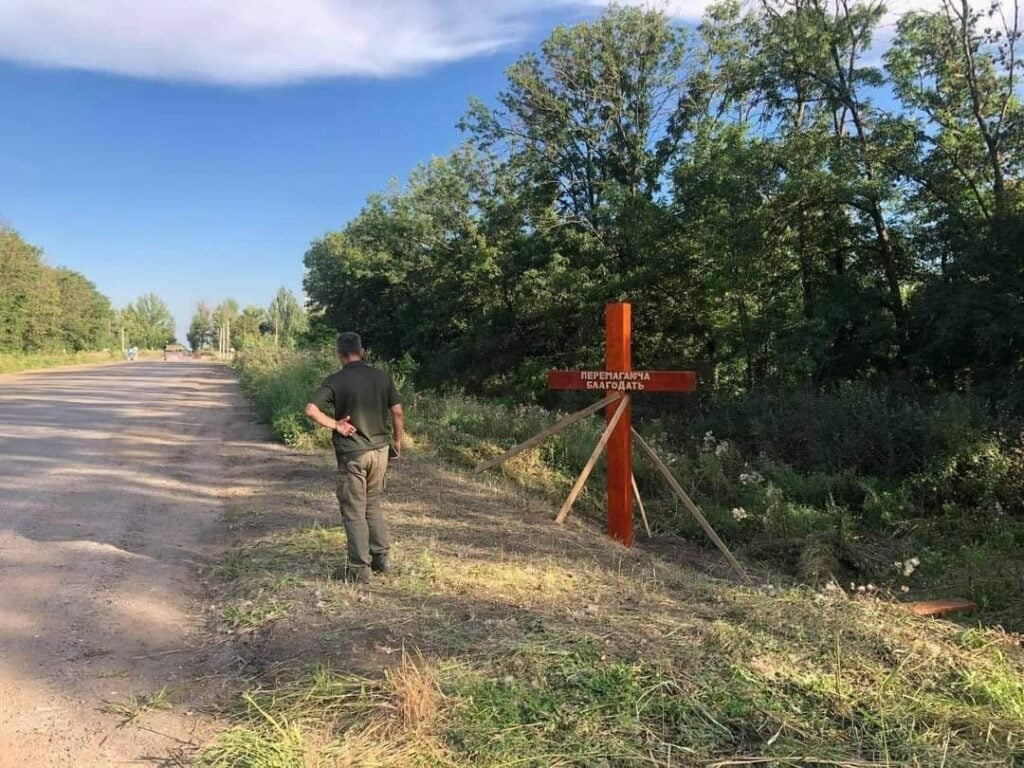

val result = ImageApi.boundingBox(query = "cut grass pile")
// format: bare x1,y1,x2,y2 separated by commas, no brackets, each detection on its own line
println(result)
201,452,1024,766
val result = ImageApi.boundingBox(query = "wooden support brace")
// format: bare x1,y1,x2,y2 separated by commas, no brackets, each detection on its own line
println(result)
475,392,623,474
632,474,652,538
555,395,631,524
631,427,751,583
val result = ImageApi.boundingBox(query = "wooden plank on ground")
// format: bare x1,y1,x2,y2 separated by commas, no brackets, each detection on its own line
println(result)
906,599,978,618
475,392,623,473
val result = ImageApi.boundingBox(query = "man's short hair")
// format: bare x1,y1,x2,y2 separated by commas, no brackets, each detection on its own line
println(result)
337,332,363,357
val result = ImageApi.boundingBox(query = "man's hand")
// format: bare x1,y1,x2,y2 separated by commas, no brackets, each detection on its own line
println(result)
305,402,357,436
390,403,404,459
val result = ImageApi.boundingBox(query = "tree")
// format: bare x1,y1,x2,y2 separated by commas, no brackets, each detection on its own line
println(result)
213,299,239,355
56,268,112,352
235,305,268,348
267,287,306,348
187,301,215,352
123,293,176,349
302,2,1023,401
887,0,1024,389
0,227,62,352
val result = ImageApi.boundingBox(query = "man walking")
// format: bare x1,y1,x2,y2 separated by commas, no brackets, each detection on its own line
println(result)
305,332,404,582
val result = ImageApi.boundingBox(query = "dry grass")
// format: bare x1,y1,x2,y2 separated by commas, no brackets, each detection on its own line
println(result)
201,443,1024,766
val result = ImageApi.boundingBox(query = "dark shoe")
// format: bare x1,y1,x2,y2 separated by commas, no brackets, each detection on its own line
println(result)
370,553,393,574
330,565,370,584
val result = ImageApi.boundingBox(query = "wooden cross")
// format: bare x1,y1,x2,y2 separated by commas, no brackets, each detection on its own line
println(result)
477,301,749,582
547,303,696,547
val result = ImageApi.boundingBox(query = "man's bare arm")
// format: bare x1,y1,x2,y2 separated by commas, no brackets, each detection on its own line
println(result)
304,402,356,436
390,404,405,454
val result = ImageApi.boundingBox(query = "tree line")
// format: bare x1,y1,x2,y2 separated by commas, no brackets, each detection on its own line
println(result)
0,226,176,353
187,287,307,353
303,0,1022,404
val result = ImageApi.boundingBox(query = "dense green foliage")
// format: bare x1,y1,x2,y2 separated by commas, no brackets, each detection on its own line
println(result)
219,350,1024,766
0,227,114,352
1,225,178,353
304,0,1022,399
188,288,306,353
234,350,1024,629
121,292,176,349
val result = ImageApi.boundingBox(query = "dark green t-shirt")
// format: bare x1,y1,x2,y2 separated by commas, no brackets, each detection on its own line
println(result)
309,361,401,462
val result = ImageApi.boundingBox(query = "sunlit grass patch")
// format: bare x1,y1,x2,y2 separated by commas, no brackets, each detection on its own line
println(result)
222,594,289,631
427,559,586,607
199,660,451,768
0,350,121,374
102,685,173,726
218,523,346,582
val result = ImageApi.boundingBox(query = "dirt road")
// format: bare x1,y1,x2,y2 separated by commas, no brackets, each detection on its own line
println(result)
0,361,260,766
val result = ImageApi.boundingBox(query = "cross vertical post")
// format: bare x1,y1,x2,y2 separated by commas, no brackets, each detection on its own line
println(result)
605,302,633,546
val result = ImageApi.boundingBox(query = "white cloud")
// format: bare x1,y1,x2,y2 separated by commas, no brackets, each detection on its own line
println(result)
0,0,996,85
0,0,708,85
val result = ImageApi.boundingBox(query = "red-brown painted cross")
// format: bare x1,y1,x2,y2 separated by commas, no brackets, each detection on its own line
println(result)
546,303,697,547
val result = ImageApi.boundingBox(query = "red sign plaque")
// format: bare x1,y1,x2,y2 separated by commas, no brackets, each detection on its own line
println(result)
547,370,697,393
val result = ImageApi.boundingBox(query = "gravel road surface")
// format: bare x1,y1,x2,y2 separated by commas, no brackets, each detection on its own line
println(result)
0,361,253,766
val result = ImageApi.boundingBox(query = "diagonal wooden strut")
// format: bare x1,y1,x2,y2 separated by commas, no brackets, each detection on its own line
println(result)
555,395,631,524
475,392,623,473
632,474,652,538
631,427,751,583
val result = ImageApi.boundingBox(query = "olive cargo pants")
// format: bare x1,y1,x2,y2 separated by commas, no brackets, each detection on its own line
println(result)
336,446,391,574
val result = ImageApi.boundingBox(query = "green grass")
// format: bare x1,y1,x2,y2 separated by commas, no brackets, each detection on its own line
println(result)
197,417,1024,768
0,349,124,374
200,508,1024,766
101,686,173,726
230,349,1024,632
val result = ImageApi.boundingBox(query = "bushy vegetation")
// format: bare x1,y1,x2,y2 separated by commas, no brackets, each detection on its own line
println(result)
234,349,1024,630
1,225,177,353
303,2,1023,401
1,226,115,353
188,287,307,355
199,426,1024,767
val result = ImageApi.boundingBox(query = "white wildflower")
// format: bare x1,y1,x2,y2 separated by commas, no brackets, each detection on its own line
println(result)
715,440,730,457
739,471,764,486
731,507,749,521
701,431,716,451
900,585,910,593
902,557,921,577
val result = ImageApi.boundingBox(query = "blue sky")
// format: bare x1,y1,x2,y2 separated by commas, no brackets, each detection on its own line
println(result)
0,57,522,342
0,0,941,342
1,1,690,342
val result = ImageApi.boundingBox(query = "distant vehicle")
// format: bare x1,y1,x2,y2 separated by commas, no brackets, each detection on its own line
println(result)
163,343,187,361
